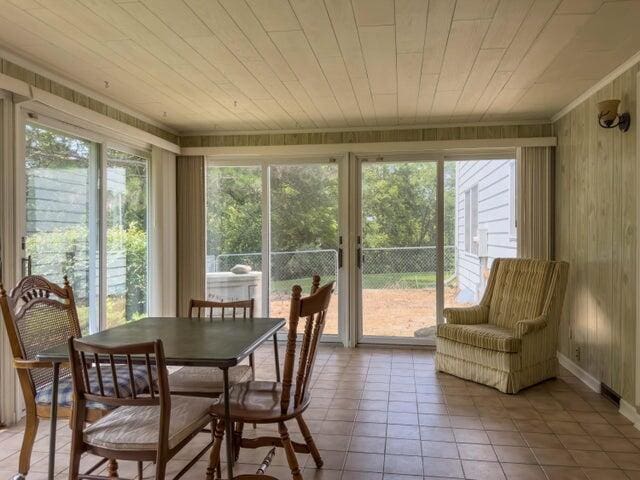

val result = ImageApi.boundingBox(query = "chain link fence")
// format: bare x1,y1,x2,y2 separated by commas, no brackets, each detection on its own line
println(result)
208,246,456,291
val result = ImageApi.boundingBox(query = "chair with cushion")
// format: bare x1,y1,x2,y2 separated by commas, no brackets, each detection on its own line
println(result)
0,276,152,478
206,276,334,480
167,298,255,397
436,258,569,394
66,337,215,480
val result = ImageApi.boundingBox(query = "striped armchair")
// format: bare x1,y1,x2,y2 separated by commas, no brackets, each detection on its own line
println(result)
436,258,569,394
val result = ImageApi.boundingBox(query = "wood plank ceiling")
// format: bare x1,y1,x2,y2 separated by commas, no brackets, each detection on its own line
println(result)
0,0,639,133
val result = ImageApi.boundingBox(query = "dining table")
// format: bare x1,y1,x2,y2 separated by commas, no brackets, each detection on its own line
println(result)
36,315,286,480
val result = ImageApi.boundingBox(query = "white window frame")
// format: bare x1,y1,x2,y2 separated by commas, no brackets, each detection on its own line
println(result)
464,184,479,255
510,160,517,240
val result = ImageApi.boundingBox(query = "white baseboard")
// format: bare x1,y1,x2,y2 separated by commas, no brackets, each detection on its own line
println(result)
557,352,640,430
619,399,640,429
557,351,601,393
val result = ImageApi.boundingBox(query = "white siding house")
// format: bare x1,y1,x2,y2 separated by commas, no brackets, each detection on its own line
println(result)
454,159,517,303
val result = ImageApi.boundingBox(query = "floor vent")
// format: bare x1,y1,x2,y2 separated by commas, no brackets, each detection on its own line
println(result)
601,383,621,407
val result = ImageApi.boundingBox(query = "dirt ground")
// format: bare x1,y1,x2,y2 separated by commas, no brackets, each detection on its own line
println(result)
270,288,468,337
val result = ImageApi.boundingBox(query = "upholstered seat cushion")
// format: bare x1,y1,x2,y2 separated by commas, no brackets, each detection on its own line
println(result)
83,395,214,451
35,364,154,409
437,323,521,353
210,381,310,422
168,365,252,394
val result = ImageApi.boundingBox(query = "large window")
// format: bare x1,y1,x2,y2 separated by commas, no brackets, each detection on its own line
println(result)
105,149,149,328
24,122,149,332
206,165,263,315
445,158,517,309
205,159,341,337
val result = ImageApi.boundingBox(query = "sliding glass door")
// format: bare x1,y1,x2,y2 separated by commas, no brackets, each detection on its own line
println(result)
206,165,264,315
270,163,340,335
359,159,439,339
21,121,150,333
355,154,517,344
24,123,99,333
205,153,516,346
206,157,345,340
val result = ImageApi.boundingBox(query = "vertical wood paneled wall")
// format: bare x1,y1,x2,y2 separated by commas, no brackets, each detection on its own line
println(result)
555,64,638,403
176,155,206,317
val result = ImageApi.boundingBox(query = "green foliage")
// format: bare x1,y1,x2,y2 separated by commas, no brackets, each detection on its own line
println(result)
207,163,456,268
26,225,148,328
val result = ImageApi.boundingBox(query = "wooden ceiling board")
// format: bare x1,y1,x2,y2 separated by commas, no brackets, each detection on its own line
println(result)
352,0,395,26
437,19,491,92
497,0,561,72
359,25,397,94
421,0,456,74
246,0,300,31
395,0,429,53
397,52,422,123
454,48,504,115
218,0,298,82
453,0,500,20
482,0,534,49
0,0,638,131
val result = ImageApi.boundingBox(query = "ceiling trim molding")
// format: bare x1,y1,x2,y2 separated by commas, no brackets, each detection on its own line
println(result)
0,46,178,135
180,119,552,137
551,50,640,123
182,137,557,157
29,88,181,154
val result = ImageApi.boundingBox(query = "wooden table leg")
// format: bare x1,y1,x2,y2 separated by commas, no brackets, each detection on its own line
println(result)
47,362,60,480
223,368,234,480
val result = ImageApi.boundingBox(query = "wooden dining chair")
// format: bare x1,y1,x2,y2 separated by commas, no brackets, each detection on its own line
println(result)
0,276,152,479
166,298,255,397
206,275,334,480
67,337,216,480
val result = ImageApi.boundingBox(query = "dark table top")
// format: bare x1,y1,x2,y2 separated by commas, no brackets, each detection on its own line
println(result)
37,316,285,367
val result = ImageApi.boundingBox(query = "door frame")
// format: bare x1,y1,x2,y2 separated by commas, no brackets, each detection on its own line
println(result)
205,153,350,345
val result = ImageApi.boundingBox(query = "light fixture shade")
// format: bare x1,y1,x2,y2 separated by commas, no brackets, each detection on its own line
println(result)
597,99,620,125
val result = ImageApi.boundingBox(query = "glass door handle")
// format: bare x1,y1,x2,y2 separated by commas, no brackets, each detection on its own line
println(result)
338,248,343,268
21,255,32,277
357,248,362,269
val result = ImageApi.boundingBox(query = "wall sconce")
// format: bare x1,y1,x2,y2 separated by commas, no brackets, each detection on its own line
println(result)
597,99,630,132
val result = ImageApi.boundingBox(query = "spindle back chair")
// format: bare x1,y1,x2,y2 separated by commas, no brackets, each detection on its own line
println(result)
67,337,214,480
0,276,104,476
207,275,334,480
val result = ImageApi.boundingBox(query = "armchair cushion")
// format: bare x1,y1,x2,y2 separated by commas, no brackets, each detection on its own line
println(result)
437,323,521,353
35,364,154,409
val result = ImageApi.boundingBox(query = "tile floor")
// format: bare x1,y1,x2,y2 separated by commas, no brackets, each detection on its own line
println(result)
1,344,640,480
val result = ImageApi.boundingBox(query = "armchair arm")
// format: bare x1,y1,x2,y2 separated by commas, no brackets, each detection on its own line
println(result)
442,305,489,325
13,359,69,369
514,314,548,338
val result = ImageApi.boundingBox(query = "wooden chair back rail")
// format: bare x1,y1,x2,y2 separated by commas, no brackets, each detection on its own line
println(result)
189,298,255,319
281,276,334,414
69,338,167,409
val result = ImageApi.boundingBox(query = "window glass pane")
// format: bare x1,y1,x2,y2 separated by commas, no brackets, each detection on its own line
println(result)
361,162,437,337
206,166,263,315
24,123,99,333
105,149,149,328
445,159,518,310
269,164,339,335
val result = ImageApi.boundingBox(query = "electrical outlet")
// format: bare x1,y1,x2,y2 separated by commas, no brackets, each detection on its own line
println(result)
575,346,581,362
